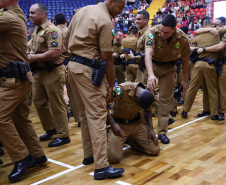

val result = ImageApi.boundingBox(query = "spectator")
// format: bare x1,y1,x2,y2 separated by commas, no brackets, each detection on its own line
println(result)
194,16,201,30
188,12,195,30
156,8,162,16
197,0,203,8
191,0,198,9
184,3,190,13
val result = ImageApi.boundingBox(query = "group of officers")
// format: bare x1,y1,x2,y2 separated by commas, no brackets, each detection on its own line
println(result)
1,0,226,183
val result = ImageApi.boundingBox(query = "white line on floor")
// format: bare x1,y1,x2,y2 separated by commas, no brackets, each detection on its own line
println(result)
33,116,208,185
116,180,132,185
47,158,76,169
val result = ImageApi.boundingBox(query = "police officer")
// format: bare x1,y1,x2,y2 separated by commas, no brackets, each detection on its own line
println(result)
195,18,226,120
54,12,80,123
181,16,220,120
113,30,125,85
145,14,190,144
122,26,139,82
107,82,160,163
0,0,46,182
29,3,70,147
127,10,150,84
65,0,125,180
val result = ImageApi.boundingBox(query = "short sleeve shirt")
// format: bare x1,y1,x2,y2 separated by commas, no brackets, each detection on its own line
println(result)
68,3,114,61
145,25,190,62
192,29,220,61
31,20,63,66
0,5,29,68
113,43,124,62
137,25,151,53
218,27,226,56
57,24,70,58
110,82,152,119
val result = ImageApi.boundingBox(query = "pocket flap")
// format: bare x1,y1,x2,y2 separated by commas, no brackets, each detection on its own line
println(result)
70,67,84,74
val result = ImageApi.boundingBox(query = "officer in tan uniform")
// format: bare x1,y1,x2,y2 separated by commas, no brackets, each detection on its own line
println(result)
113,30,125,84
29,3,70,147
0,0,46,182
194,18,226,120
54,12,80,123
145,14,190,144
122,26,139,82
181,16,220,120
107,82,160,163
65,0,126,180
127,11,150,84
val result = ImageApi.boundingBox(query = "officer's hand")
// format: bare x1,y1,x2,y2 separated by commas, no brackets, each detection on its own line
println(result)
147,74,158,90
106,86,113,102
112,52,118,58
120,54,125,59
148,130,159,146
180,80,188,92
210,28,220,37
128,50,134,60
28,54,37,63
111,122,124,137
197,48,203,54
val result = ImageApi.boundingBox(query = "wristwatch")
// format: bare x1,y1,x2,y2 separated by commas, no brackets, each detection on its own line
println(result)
202,47,206,52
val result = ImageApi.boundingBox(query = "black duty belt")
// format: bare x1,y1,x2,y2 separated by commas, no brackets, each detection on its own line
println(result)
70,54,93,67
152,59,177,66
113,113,140,124
0,68,7,78
127,60,138,65
38,63,63,71
197,58,215,65
114,61,123,65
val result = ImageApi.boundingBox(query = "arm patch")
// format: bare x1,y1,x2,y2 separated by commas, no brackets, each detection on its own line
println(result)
146,39,153,46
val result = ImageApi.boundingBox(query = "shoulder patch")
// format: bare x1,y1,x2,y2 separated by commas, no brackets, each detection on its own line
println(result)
176,42,180,48
51,31,58,39
112,29,115,36
121,45,124,49
39,30,45,36
112,87,122,98
0,12,3,16
148,33,154,39
51,40,58,47
146,39,153,46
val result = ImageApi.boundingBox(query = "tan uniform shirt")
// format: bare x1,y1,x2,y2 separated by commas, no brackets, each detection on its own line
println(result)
30,20,63,66
137,25,151,53
110,82,152,119
146,25,190,62
122,35,137,60
113,43,124,63
68,3,114,61
192,28,220,61
122,35,137,51
57,24,70,58
0,5,29,68
218,28,226,56
27,38,32,53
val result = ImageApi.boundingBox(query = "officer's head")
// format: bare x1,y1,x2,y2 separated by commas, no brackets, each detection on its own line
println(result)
130,25,138,36
160,14,177,40
180,25,189,35
218,17,226,26
29,3,47,26
135,11,149,29
115,30,123,43
0,0,18,8
134,83,154,109
105,0,126,18
212,18,223,28
54,13,67,25
201,16,211,28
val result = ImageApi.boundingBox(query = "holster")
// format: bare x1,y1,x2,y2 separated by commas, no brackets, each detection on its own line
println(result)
176,59,182,74
139,52,145,72
216,59,223,76
91,59,106,87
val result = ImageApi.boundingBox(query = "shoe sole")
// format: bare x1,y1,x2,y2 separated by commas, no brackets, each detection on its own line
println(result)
9,159,35,182
94,169,125,180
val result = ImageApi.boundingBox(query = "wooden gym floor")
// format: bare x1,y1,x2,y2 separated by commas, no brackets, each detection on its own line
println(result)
0,89,225,185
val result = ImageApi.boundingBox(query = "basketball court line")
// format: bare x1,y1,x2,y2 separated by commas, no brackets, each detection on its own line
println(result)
32,115,208,185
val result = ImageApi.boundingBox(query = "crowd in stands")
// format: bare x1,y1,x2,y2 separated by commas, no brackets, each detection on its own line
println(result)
152,0,207,31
